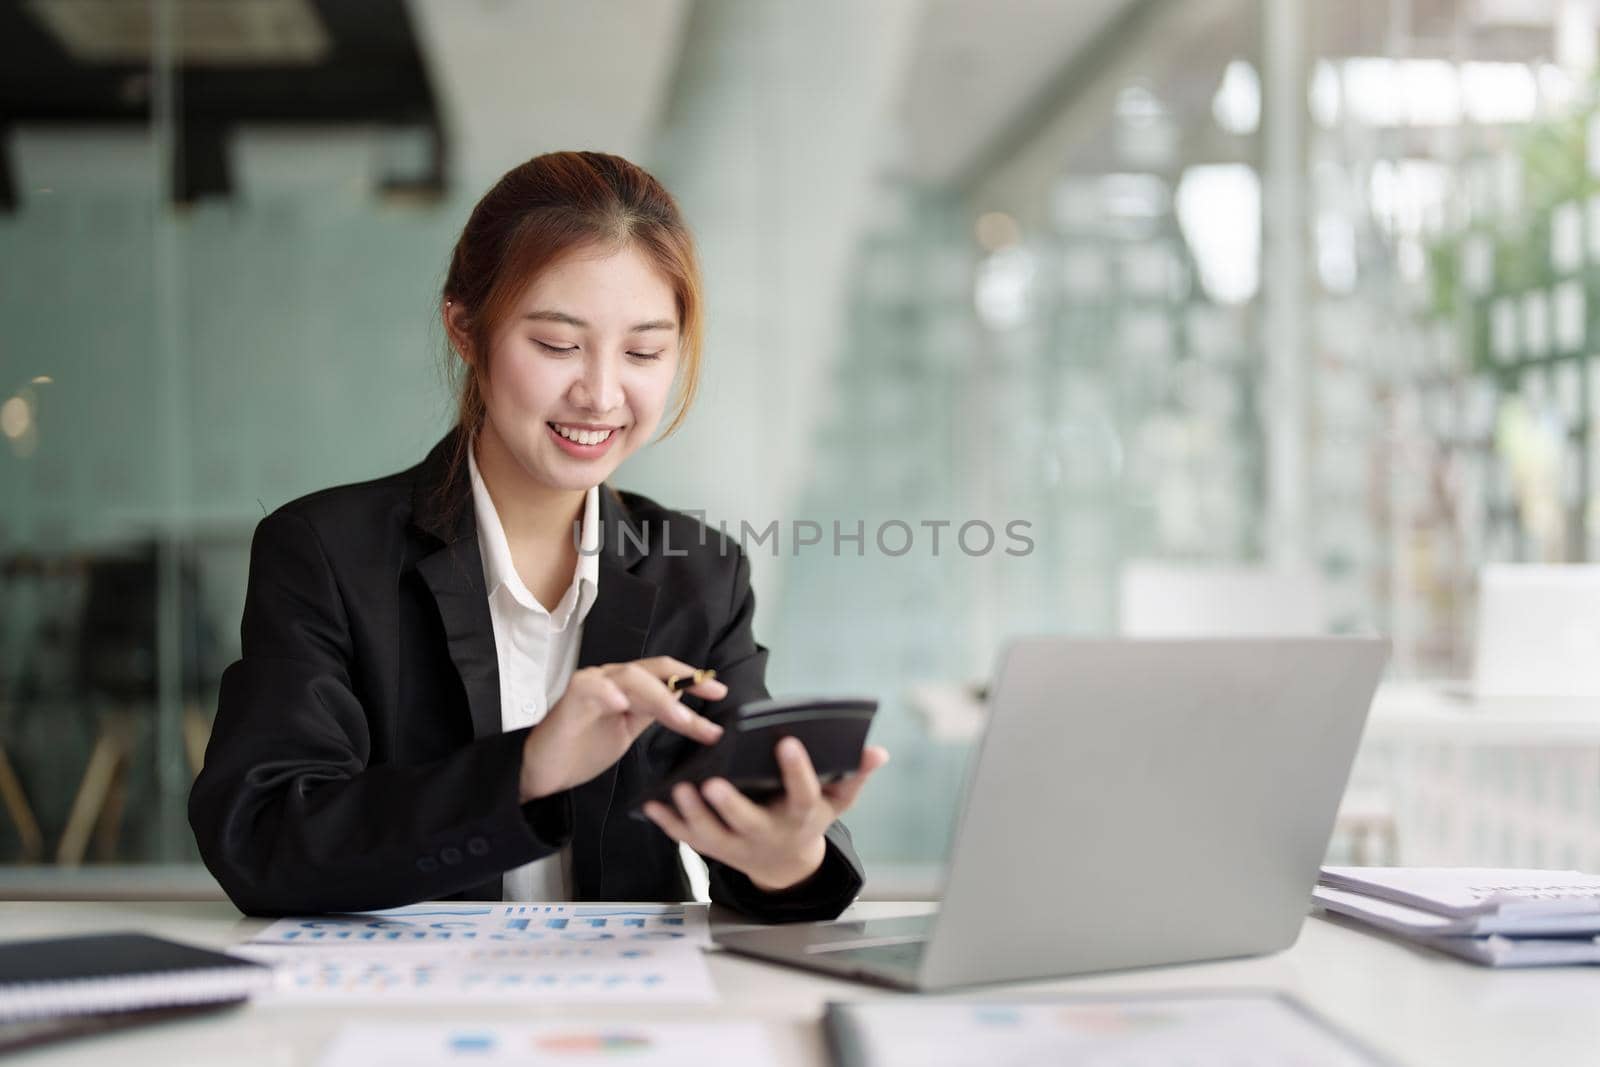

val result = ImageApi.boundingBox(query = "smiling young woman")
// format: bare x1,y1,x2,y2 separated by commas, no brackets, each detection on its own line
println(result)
189,151,887,918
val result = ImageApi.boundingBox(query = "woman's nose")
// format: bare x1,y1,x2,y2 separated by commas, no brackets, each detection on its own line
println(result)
571,352,624,414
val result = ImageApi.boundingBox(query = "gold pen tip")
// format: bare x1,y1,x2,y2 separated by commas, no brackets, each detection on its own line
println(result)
668,668,717,692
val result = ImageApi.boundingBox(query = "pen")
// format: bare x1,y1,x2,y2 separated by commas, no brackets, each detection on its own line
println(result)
666,669,716,693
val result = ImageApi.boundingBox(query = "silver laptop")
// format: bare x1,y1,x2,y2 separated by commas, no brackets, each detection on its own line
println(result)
714,636,1389,990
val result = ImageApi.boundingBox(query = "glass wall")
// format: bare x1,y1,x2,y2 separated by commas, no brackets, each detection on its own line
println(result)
784,0,1274,871
1303,0,1600,675
768,0,1600,872
1,1,458,871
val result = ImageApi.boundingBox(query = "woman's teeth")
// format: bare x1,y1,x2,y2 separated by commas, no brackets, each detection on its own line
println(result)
552,424,614,446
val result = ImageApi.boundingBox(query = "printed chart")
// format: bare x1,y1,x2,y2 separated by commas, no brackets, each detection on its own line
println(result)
239,903,716,1003
252,903,708,946
316,1021,775,1067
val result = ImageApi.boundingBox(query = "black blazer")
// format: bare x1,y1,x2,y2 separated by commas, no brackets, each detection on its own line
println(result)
189,430,864,919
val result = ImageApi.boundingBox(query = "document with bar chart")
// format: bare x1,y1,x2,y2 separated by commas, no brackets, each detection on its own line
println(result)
236,903,716,1003
249,903,709,946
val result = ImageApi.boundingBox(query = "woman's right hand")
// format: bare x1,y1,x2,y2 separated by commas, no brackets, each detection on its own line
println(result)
518,657,728,802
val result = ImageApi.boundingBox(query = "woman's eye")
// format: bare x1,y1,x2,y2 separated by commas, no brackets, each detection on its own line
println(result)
627,351,664,361
536,340,578,354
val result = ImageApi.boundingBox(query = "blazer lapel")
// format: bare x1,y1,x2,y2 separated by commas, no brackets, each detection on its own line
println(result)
416,541,501,741
410,431,502,742
577,484,658,667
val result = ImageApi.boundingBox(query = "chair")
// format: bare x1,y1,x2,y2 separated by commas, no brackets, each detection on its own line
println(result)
56,545,214,866
0,555,45,862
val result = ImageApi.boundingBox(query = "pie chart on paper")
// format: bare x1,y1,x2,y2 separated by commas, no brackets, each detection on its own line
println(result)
533,1031,655,1054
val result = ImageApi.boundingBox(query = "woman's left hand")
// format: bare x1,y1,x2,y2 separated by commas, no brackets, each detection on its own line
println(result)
642,738,890,893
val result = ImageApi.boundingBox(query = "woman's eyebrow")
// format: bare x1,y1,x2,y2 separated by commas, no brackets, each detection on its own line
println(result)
522,310,676,332
523,310,585,327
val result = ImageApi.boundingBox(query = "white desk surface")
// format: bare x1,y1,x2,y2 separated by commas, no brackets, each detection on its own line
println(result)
3,900,1598,1067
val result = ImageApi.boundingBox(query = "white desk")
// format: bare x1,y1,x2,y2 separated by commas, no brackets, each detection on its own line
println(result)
2,900,1598,1067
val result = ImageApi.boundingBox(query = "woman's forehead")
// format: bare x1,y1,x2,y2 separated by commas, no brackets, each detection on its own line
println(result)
516,244,679,326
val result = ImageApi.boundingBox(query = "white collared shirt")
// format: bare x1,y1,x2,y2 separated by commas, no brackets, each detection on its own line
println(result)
468,447,600,901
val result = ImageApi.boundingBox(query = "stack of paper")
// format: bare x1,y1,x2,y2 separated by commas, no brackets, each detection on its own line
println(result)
1313,867,1600,966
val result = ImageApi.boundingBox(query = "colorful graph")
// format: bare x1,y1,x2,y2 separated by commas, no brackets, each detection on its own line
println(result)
1053,1005,1181,1036
256,903,699,946
269,954,688,999
534,1032,655,1054
446,1033,497,1053
318,1022,774,1066
245,903,715,1005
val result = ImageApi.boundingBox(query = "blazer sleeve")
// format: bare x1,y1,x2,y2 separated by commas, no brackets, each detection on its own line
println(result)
189,509,573,916
697,544,867,923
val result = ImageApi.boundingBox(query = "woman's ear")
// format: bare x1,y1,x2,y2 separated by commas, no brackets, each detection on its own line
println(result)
443,300,474,368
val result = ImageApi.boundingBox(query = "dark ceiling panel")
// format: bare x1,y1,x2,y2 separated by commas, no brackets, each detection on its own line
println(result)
0,0,444,206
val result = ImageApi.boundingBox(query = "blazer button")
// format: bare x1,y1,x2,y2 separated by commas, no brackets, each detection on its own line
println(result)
466,836,490,857
416,856,439,873
440,846,463,866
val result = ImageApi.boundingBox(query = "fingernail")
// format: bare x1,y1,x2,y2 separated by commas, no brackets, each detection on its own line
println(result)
781,737,803,758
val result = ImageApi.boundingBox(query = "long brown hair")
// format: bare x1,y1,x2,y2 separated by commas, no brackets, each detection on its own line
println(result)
440,151,704,493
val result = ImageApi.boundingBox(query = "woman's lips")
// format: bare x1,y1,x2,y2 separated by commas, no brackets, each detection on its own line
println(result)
546,421,619,459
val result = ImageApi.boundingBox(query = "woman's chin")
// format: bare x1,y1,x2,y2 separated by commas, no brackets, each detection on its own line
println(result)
537,452,626,492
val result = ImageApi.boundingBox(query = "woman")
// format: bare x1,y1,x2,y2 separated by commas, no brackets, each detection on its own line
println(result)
190,151,888,919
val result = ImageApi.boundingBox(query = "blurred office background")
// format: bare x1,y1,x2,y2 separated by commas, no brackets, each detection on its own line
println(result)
3,0,1600,895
